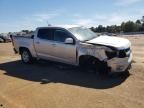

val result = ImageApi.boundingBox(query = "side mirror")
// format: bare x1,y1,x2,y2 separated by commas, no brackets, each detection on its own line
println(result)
64,38,74,44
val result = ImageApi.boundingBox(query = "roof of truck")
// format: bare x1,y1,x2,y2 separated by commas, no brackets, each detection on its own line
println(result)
36,25,83,30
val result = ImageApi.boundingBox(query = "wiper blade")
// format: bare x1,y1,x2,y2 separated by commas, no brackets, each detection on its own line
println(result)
84,39,90,41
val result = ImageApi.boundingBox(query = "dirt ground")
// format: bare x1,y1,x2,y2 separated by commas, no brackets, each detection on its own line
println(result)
0,36,144,108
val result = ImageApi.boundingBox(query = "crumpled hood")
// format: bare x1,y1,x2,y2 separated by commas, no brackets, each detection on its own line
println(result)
87,35,131,49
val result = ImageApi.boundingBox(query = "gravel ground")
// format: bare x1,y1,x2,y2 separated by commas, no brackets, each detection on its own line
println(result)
0,36,144,108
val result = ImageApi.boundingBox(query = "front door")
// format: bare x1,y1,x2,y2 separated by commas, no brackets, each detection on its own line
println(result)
53,29,77,64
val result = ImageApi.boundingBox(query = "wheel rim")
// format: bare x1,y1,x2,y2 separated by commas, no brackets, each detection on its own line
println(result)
22,51,29,62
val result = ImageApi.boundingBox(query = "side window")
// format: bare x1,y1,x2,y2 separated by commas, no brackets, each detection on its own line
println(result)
54,29,72,43
37,29,54,40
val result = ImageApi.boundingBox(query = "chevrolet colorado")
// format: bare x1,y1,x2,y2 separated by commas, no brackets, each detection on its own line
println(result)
12,26,132,74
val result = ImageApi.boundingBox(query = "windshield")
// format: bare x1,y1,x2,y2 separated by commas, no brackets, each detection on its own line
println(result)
68,27,98,41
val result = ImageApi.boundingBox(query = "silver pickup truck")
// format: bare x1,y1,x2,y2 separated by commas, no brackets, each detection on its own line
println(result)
12,26,132,74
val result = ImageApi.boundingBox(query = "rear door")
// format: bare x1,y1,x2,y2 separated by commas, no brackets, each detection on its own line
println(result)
34,28,55,59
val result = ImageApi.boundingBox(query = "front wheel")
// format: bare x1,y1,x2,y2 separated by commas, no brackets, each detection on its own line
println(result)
90,58,110,76
21,49,33,64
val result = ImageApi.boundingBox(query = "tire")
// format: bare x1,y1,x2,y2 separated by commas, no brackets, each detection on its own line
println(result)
89,58,110,76
97,62,110,76
21,49,33,64
79,57,109,75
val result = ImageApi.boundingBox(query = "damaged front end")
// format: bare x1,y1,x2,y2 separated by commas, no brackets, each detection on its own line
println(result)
79,42,132,73
106,47,132,72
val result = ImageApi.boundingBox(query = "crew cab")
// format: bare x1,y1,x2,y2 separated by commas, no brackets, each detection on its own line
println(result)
12,26,132,74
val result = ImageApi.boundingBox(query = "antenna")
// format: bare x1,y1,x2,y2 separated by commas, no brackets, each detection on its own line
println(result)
46,21,51,26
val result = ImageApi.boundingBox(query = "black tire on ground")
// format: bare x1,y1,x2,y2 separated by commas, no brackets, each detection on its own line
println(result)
21,49,33,64
79,57,110,76
97,61,110,76
87,58,109,75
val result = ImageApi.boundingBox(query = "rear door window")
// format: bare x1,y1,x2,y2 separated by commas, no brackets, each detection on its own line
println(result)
38,29,54,40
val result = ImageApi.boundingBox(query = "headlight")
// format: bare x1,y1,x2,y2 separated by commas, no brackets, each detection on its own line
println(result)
105,47,117,59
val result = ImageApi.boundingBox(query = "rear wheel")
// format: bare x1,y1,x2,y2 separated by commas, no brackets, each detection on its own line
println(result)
21,49,33,64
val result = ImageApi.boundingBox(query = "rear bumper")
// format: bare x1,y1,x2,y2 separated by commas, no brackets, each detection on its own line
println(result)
107,53,132,72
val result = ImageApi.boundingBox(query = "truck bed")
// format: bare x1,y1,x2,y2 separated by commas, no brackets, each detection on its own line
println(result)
13,35,32,38
12,35,34,53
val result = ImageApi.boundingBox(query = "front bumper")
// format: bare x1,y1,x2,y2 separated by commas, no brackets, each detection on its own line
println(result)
107,53,132,72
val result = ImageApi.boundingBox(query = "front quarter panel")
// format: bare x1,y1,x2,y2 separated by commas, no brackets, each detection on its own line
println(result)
78,42,108,61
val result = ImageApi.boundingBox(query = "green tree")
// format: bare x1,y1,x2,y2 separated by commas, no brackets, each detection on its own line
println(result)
121,21,139,32
90,27,96,32
121,22,125,32
96,25,106,32
136,20,141,24
91,16,144,33
141,16,144,23
141,16,144,31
